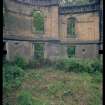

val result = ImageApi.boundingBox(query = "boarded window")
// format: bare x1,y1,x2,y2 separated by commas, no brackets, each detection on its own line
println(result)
32,11,44,34
67,18,76,38
67,46,75,57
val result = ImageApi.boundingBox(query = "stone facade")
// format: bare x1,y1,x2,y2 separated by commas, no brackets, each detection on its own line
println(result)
3,0,102,60
75,44,98,58
5,41,34,62
59,12,99,40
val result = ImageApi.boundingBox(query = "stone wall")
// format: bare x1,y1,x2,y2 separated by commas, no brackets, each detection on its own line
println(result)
44,43,67,60
6,41,34,62
4,12,33,36
75,44,98,58
59,12,99,41
4,0,59,38
4,0,100,60
44,6,59,38
44,43,98,59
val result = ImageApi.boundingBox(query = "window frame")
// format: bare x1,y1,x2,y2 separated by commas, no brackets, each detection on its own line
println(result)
32,10,45,34
34,43,44,60
67,17,76,38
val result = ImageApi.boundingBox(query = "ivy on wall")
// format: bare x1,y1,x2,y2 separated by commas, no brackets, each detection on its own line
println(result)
32,11,44,34
67,18,76,37
34,43,44,61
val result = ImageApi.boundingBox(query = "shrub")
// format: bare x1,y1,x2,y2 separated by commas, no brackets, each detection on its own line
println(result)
88,59,103,73
17,90,50,105
55,58,68,70
13,56,28,69
3,63,24,91
55,58,82,72
55,58,102,74
17,91,33,105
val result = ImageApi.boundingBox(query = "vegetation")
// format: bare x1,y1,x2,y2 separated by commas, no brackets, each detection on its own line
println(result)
32,11,44,33
3,56,102,105
13,56,28,69
67,46,75,57
34,43,44,62
17,91,33,105
3,68,102,105
67,18,76,37
55,57,103,73
3,62,24,95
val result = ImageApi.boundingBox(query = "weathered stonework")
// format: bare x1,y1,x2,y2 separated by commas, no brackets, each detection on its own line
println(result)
44,43,67,60
3,0,102,60
4,0,59,38
75,44,98,58
6,41,34,62
59,12,99,40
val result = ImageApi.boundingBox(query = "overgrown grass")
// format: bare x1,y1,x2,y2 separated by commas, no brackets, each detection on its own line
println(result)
3,62,24,92
3,68,102,105
3,56,102,105
55,57,103,73
17,69,102,105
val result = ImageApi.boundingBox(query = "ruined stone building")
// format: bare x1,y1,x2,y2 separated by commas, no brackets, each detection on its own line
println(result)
3,0,103,61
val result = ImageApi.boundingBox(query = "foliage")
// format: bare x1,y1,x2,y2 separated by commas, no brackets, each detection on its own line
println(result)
28,43,44,68
3,62,24,92
67,46,75,57
17,91,49,105
13,56,28,69
82,59,103,73
32,11,44,33
17,69,102,105
33,99,49,105
48,81,65,95
17,91,33,105
34,43,44,61
27,58,54,69
3,68,102,105
67,18,75,37
55,58,103,73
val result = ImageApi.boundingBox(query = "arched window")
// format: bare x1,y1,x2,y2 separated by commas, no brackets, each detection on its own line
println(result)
32,11,44,34
67,18,76,38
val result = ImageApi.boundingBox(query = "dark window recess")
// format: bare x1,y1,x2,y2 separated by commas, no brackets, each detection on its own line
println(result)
82,49,86,54
67,46,75,58
99,50,103,54
14,42,19,45
34,43,44,61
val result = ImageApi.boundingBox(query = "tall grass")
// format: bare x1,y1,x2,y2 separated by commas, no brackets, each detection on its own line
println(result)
55,57,103,73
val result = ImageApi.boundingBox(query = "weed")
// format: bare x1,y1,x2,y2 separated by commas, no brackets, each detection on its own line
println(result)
3,63,24,92
13,56,28,69
55,58,103,74
17,91,33,105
